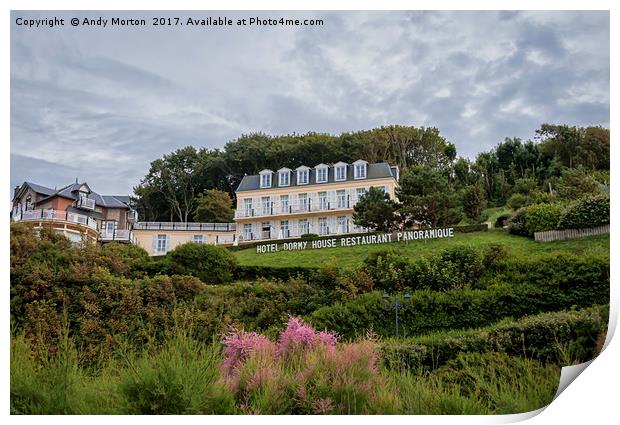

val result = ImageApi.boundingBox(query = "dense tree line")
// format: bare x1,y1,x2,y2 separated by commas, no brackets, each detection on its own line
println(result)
133,123,609,225
133,126,454,221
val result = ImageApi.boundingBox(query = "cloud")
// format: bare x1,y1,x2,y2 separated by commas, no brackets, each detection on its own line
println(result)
10,10,609,195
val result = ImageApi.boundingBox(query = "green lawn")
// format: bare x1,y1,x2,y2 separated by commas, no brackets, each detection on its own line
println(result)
233,230,609,269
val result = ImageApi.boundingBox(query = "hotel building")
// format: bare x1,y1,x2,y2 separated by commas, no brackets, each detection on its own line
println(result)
11,180,137,244
233,160,399,242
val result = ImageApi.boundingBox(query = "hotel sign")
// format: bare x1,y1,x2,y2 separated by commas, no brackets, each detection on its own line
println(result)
255,227,455,253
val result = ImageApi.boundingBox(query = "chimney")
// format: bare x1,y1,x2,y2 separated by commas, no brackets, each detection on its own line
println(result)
12,185,21,207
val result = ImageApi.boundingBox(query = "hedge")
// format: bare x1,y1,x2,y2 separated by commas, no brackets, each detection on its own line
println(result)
234,265,318,281
557,195,610,230
380,304,608,372
307,254,609,339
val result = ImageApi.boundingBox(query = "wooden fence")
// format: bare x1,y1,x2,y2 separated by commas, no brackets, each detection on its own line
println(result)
534,225,610,242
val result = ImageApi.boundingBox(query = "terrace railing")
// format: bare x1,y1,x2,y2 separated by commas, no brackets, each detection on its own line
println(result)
12,209,98,230
132,222,236,232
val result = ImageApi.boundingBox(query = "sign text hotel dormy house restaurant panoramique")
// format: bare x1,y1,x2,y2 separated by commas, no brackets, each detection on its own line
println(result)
255,227,455,253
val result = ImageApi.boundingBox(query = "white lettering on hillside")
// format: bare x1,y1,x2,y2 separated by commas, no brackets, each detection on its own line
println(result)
254,227,455,253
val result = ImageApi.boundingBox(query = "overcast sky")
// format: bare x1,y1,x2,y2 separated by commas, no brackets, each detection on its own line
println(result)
10,10,609,196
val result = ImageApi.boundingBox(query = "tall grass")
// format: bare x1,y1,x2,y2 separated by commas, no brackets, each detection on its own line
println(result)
11,318,563,415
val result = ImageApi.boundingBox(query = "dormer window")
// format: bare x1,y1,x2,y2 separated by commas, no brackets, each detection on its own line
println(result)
259,170,273,188
334,162,347,181
278,168,291,187
296,166,310,185
353,160,368,179
315,164,328,183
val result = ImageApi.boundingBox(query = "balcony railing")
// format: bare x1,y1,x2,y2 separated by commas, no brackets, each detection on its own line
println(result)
235,196,363,219
12,209,98,230
77,196,96,210
132,222,236,231
99,229,136,243
239,224,367,242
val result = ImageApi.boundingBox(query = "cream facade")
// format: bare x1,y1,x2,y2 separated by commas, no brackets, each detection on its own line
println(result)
234,160,399,242
132,222,236,255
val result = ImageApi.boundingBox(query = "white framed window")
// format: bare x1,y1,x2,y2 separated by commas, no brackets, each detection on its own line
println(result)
337,190,347,208
318,191,328,210
192,234,204,244
280,195,289,213
260,173,272,188
297,169,309,185
337,216,348,233
156,234,168,254
299,218,309,235
335,166,346,181
244,198,253,216
261,196,271,215
316,167,328,183
279,171,290,186
280,220,290,238
356,187,367,203
298,193,308,211
318,217,328,235
261,222,271,239
354,163,367,179
243,223,253,240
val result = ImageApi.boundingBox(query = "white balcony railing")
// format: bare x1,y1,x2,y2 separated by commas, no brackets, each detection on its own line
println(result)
239,223,368,242
12,209,98,230
235,196,364,219
132,222,236,232
99,229,136,243
77,196,96,210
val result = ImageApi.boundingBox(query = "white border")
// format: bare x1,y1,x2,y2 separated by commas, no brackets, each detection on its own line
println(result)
3,1,616,424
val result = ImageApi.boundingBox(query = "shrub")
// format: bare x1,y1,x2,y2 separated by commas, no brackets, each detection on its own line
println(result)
557,195,610,230
221,317,398,414
507,193,528,210
494,214,511,228
235,265,317,281
523,203,564,234
300,233,319,240
308,254,609,339
99,242,150,278
439,245,484,283
167,243,237,284
380,304,608,372
507,207,529,236
481,244,509,270
120,332,235,414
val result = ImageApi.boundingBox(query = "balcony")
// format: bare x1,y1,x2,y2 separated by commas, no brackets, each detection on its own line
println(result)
77,196,96,211
99,229,136,243
239,223,368,242
132,222,236,232
127,209,138,222
235,196,362,219
12,208,98,230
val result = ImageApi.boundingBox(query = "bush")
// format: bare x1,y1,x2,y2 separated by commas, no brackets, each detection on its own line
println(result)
167,243,237,284
439,245,484,283
507,207,529,236
381,304,608,372
557,195,610,230
507,193,528,210
523,203,564,234
494,214,511,228
300,233,319,240
308,254,609,339
235,265,317,281
120,332,234,414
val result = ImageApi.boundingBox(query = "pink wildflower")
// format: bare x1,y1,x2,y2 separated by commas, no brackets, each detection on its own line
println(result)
313,398,335,414
276,317,338,357
221,328,276,376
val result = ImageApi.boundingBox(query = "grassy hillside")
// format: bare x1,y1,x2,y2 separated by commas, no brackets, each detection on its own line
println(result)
233,230,609,269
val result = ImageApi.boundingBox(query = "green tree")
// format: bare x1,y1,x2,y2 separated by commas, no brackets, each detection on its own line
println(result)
352,187,399,232
193,189,234,223
461,185,487,223
397,166,462,227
